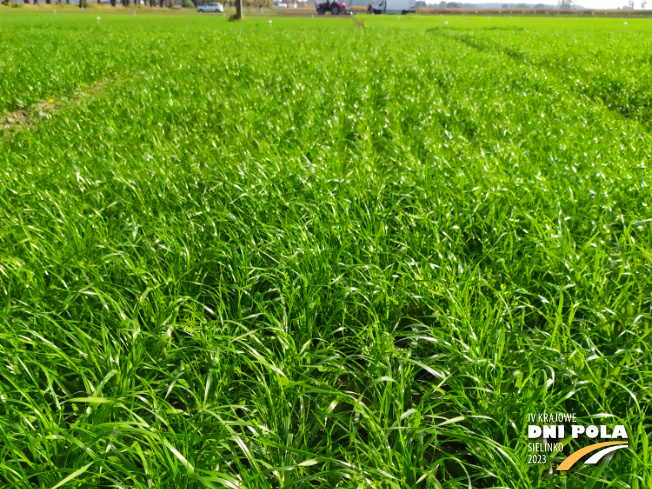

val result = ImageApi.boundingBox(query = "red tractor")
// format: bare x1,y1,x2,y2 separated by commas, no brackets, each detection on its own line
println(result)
316,0,346,14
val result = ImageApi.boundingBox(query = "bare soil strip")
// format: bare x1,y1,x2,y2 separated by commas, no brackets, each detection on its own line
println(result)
0,75,125,135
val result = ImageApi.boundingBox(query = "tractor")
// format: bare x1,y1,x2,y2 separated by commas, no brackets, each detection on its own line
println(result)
316,0,347,15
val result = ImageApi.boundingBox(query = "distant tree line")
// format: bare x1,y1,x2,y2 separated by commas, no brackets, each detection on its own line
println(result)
21,0,88,5
20,0,193,6
20,0,88,5
20,0,248,6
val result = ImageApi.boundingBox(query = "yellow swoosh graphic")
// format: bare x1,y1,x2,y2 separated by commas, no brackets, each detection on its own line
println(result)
556,441,628,471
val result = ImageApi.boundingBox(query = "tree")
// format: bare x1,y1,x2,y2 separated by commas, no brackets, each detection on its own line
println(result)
235,0,243,18
643,0,647,8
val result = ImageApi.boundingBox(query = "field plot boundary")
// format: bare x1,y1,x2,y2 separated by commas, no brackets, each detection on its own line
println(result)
0,75,126,138
432,28,652,130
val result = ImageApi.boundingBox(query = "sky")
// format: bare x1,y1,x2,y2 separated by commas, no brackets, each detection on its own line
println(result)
465,0,647,9
578,0,643,7
454,0,648,11
484,0,645,9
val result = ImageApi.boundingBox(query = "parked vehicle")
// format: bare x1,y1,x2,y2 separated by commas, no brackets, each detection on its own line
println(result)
371,0,414,14
197,2,224,12
316,0,347,15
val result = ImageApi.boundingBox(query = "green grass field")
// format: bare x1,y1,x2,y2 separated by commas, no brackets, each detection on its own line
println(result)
0,10,651,488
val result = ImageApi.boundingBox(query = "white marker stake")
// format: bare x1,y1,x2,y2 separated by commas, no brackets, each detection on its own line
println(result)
97,16,101,24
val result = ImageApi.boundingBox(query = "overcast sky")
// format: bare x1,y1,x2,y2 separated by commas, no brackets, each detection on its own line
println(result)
578,0,642,7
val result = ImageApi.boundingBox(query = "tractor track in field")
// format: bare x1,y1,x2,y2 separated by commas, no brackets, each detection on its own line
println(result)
0,75,126,139
433,29,652,129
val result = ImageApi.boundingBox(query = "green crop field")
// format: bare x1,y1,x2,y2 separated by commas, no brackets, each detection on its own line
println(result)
0,10,651,488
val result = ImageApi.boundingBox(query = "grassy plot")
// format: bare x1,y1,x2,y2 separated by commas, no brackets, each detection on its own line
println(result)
0,12,651,488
